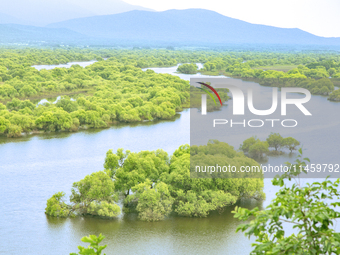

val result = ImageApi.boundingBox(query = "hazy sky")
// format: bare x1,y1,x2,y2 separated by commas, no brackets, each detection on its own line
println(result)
124,0,340,37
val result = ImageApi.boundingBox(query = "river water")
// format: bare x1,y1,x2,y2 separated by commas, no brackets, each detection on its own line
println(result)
0,63,339,254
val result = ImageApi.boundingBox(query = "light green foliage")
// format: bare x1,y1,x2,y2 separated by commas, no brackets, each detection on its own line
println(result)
45,192,70,217
266,132,284,151
248,141,269,158
87,201,120,218
0,116,10,133
113,149,170,196
9,114,34,132
328,88,340,101
70,234,107,255
283,137,300,153
171,141,264,216
239,137,269,159
127,181,174,221
56,97,78,113
175,190,237,217
240,136,259,153
233,152,340,254
35,108,73,132
177,63,198,74
0,49,192,137
46,171,120,218
70,171,119,217
104,148,130,178
6,124,22,138
19,85,37,97
241,134,300,158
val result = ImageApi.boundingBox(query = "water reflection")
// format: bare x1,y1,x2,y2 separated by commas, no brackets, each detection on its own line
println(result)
44,199,261,255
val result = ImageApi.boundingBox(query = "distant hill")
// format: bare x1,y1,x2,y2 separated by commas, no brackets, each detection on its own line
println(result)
47,9,340,46
0,0,153,26
0,24,88,44
0,13,26,24
1,9,340,47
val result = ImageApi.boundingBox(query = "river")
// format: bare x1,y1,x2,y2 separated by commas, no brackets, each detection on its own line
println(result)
0,62,339,254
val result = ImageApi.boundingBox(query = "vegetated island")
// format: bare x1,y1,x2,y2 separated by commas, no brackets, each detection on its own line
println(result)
46,140,264,221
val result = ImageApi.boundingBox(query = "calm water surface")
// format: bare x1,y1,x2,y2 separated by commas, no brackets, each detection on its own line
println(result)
0,63,339,254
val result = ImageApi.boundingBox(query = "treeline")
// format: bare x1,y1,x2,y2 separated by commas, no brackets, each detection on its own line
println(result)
240,133,300,158
223,63,336,96
170,50,340,99
46,141,264,221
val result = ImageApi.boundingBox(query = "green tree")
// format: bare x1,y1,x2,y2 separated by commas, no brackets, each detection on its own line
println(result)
126,180,174,221
19,85,37,97
103,148,130,178
70,171,120,218
113,149,169,196
248,141,269,158
56,98,78,113
0,103,6,110
266,132,283,151
240,136,259,153
0,116,10,133
6,98,21,111
45,191,70,217
6,124,22,137
283,137,300,153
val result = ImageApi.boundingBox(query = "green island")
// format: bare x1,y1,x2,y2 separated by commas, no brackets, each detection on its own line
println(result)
46,141,264,221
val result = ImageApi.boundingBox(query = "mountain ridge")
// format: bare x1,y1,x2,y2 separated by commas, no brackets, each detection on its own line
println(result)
0,9,340,47
46,9,340,46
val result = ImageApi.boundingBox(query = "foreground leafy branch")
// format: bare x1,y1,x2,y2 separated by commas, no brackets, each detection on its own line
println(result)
70,234,107,255
233,151,340,254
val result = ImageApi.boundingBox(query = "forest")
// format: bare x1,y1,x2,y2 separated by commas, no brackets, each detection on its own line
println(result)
1,48,340,138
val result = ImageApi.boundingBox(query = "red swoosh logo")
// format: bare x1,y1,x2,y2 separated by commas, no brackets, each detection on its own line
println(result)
197,82,223,106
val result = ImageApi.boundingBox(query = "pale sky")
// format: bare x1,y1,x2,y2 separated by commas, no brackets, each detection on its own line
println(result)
124,0,340,38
